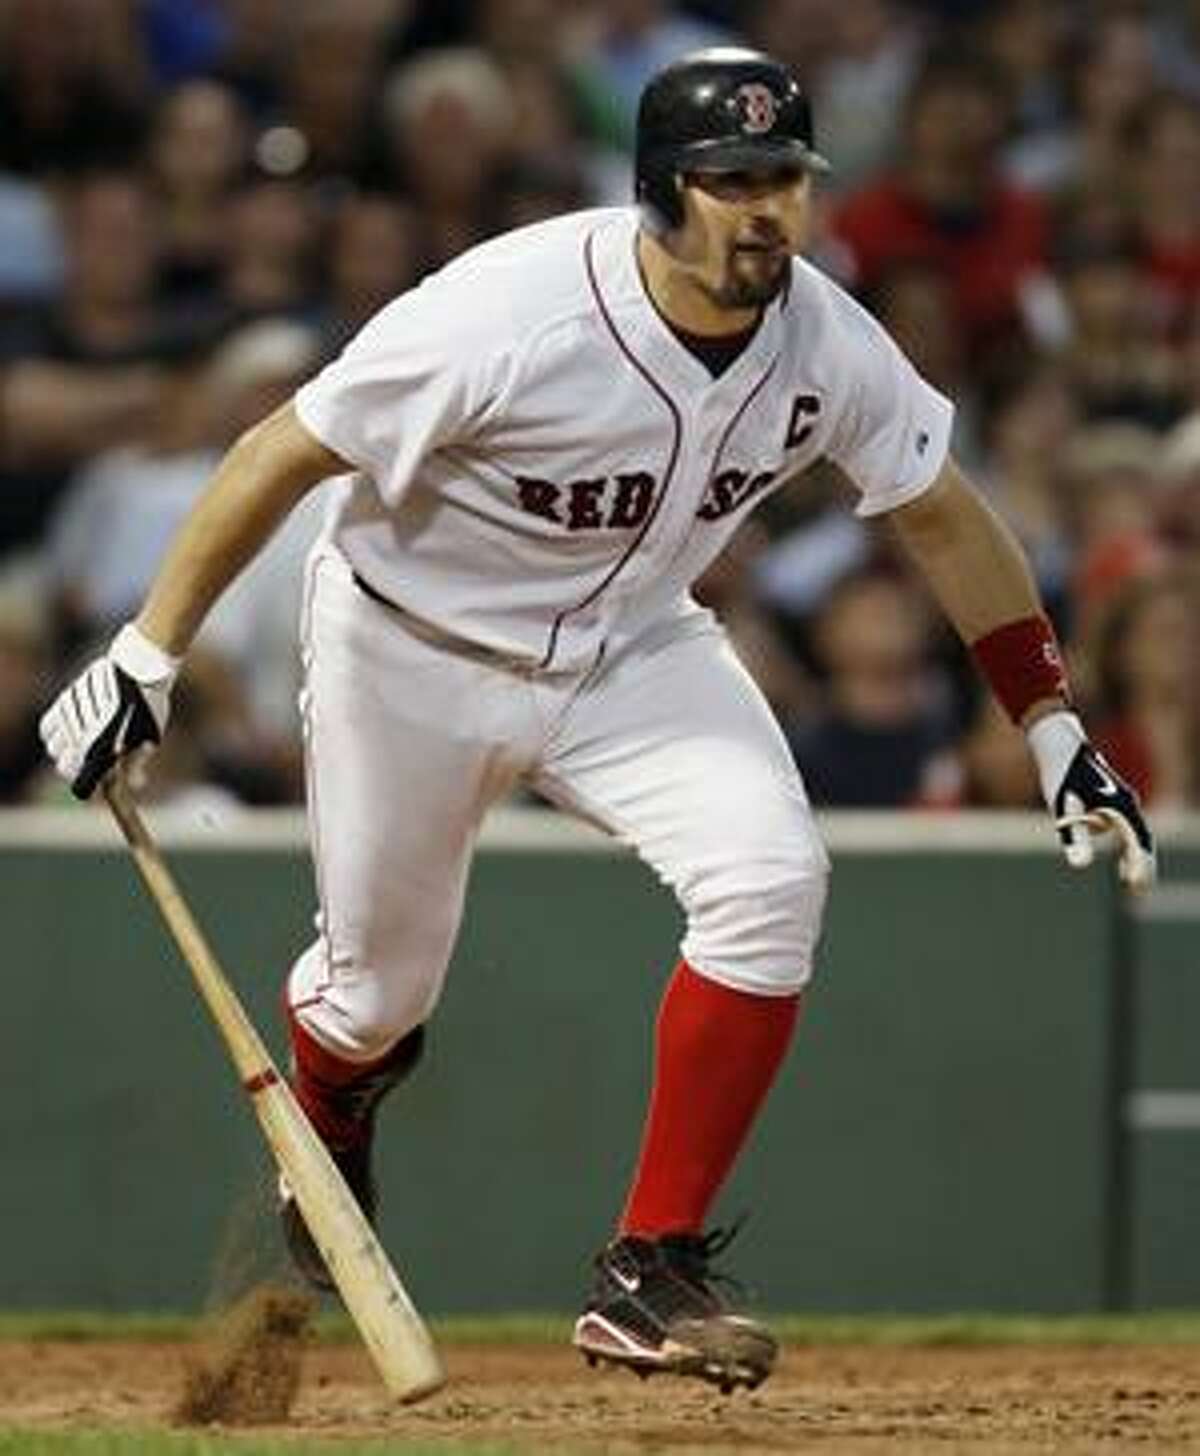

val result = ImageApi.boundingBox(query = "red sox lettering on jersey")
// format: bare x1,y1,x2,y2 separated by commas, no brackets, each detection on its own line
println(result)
296,208,952,670
510,393,825,529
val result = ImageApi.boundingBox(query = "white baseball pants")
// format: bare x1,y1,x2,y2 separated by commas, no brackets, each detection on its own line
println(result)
288,547,829,1060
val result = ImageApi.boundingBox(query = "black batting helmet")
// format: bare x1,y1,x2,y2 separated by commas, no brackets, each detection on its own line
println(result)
635,48,831,231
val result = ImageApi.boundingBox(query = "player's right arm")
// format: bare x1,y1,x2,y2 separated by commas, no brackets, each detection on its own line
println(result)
136,402,347,654
40,402,349,799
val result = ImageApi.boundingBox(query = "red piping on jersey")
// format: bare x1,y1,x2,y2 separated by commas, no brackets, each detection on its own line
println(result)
536,228,683,670
711,358,779,470
653,353,780,587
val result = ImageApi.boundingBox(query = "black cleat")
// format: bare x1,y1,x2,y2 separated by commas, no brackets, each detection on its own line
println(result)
573,1226,777,1392
280,1024,425,1292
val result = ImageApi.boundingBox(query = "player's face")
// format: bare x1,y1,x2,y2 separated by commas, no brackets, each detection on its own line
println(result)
675,165,812,311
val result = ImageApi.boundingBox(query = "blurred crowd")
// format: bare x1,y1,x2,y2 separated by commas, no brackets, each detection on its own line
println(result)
1,0,1198,813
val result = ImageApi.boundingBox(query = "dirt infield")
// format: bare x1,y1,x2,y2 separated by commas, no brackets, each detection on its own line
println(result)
4,1337,1200,1453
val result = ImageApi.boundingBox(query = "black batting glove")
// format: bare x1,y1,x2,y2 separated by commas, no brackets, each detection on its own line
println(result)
1027,710,1157,892
39,624,180,800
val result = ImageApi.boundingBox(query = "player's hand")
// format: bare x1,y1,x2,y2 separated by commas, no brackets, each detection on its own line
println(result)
39,624,181,800
1027,710,1156,892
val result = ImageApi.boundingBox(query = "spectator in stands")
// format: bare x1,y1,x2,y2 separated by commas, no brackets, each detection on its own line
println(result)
384,0,474,63
275,0,397,183
147,80,251,313
975,356,1079,625
981,0,1072,163
0,169,207,550
811,0,924,194
1157,409,1200,554
469,0,634,210
219,172,321,322
1059,421,1167,636
45,354,217,657
1132,90,1200,340
1151,0,1200,101
474,0,577,68
1087,568,1200,808
0,0,150,177
1051,232,1181,429
484,157,590,236
0,358,163,483
955,695,1040,807
1012,10,1157,202
829,48,1048,359
505,57,589,166
741,0,836,92
12,170,170,363
380,49,518,269
316,191,421,356
140,0,229,86
212,0,290,119
571,0,733,150
784,570,960,807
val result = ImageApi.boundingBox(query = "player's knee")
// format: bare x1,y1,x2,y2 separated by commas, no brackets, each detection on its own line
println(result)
333,972,441,1059
682,854,830,994
290,957,440,1061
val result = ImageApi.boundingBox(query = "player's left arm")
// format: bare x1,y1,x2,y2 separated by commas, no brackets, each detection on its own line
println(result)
886,456,1156,891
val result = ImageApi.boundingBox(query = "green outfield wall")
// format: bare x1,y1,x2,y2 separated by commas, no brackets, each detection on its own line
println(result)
1,808,1197,1316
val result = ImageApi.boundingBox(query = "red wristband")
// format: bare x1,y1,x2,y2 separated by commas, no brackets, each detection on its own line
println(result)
971,615,1070,724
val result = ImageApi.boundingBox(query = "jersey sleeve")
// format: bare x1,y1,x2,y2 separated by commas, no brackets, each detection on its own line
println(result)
293,279,505,507
823,291,955,518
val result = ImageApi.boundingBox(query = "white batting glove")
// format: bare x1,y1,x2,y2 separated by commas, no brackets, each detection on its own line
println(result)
1027,710,1157,892
39,624,181,800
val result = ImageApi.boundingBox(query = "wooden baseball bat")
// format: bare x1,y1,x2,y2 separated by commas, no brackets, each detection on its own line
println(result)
102,772,445,1404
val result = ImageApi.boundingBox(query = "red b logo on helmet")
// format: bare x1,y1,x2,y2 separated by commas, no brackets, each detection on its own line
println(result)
736,83,777,135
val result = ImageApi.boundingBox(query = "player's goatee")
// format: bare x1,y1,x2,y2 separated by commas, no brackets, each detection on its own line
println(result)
714,254,789,309
720,276,785,308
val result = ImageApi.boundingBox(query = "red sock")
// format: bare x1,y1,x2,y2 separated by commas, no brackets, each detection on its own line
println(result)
286,1005,386,1147
620,961,801,1237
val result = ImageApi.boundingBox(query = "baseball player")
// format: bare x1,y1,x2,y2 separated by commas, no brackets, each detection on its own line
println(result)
41,48,1155,1393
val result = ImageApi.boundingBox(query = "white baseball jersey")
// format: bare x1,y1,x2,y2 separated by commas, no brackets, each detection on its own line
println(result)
286,206,954,1054
294,206,953,674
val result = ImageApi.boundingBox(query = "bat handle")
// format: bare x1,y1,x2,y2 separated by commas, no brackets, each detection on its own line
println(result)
103,770,146,846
